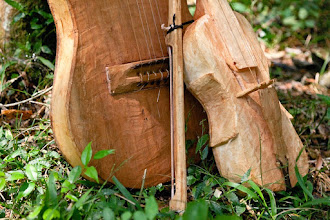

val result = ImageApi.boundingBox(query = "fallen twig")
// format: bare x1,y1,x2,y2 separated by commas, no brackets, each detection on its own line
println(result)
0,86,52,109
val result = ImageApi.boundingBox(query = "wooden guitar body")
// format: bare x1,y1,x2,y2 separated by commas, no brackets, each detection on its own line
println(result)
48,0,205,188
183,0,309,191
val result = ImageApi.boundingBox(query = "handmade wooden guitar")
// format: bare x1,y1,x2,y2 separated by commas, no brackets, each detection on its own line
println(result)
48,0,205,188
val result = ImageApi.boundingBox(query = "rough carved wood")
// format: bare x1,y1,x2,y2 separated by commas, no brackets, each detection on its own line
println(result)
166,0,187,212
48,0,205,188
183,0,309,191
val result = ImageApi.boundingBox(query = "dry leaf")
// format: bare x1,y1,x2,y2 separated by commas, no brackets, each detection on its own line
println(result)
1,109,33,120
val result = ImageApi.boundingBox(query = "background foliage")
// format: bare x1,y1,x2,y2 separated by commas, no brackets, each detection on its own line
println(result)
229,0,329,47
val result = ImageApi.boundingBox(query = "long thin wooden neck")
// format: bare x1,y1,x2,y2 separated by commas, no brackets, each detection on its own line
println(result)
166,0,187,213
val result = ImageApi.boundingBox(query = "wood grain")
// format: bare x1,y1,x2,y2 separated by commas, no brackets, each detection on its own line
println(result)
166,0,187,212
183,0,309,191
49,0,205,188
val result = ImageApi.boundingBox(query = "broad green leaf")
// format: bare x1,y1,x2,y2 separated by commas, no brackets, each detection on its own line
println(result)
121,212,133,220
196,134,209,153
42,209,60,220
103,208,115,220
265,188,277,216
225,191,239,204
46,172,58,207
94,149,115,160
231,2,248,13
84,166,99,183
27,206,43,219
37,56,55,71
283,16,298,26
133,211,147,220
65,194,78,202
295,165,314,200
4,0,24,11
81,142,93,166
61,180,75,193
68,166,82,184
5,130,13,141
201,146,208,160
183,200,208,220
193,182,206,199
41,46,52,54
31,23,43,30
209,201,223,215
112,176,142,210
145,196,159,220
17,182,35,200
298,8,309,20
0,178,5,191
6,171,25,181
187,175,197,186
26,164,38,181
235,206,246,216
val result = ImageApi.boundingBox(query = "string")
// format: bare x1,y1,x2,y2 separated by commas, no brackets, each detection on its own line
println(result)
154,0,168,56
153,0,169,75
124,0,143,62
148,0,165,59
140,0,157,60
135,0,153,60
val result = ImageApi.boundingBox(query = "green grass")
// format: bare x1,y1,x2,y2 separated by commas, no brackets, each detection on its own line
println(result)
0,118,329,219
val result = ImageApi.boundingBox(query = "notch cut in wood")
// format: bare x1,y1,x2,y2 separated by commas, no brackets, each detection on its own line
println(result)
106,57,170,95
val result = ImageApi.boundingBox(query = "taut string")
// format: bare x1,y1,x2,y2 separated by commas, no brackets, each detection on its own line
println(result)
135,0,153,60
148,0,165,58
140,0,157,60
124,0,142,62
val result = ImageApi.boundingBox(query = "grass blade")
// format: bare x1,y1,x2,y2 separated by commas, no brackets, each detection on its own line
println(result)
223,182,258,200
300,198,330,207
112,176,142,210
264,188,277,216
295,165,314,200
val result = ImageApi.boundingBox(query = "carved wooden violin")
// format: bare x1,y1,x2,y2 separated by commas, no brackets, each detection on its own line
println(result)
183,0,308,192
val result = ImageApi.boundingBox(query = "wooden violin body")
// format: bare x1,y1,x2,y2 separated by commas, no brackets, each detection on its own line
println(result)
48,0,205,188
183,0,308,191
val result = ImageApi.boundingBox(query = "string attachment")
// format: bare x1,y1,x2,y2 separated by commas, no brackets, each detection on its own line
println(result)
161,14,194,34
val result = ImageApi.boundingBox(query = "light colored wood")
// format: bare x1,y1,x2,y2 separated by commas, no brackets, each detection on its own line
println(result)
0,1,12,45
166,0,187,212
48,0,205,188
183,0,309,191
